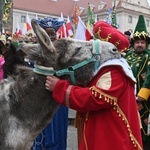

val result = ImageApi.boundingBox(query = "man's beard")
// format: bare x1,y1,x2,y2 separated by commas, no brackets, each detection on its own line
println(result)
135,46,144,54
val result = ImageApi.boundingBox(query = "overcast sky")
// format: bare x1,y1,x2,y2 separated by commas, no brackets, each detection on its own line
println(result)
148,0,150,5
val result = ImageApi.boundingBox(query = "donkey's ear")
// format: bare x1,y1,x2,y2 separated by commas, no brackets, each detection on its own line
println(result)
7,43,17,55
0,40,5,50
0,41,7,56
31,19,56,53
17,43,42,61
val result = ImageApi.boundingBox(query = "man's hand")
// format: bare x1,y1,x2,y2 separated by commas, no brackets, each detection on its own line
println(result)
45,75,60,92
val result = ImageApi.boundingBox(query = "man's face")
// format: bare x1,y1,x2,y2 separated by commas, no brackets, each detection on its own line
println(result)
134,39,147,54
44,28,56,41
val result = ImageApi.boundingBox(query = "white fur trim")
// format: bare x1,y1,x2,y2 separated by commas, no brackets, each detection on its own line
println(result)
94,57,136,83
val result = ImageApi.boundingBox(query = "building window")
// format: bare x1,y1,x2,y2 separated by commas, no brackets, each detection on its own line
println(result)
128,16,132,23
146,20,149,27
21,16,26,23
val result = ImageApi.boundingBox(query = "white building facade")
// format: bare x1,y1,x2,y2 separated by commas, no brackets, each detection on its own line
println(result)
12,0,150,35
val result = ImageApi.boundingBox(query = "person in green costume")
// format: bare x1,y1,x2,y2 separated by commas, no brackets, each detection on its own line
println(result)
125,15,150,150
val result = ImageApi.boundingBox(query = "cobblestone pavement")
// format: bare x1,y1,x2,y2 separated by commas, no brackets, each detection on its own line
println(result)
67,125,78,150
67,109,78,150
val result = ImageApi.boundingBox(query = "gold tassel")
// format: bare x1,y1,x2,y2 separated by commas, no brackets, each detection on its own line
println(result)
74,111,81,128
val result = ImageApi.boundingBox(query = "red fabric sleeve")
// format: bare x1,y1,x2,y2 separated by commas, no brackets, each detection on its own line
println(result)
52,66,128,112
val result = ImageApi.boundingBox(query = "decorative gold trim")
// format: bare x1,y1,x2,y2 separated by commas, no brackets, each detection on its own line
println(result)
133,31,149,40
74,111,80,128
93,27,128,52
83,121,88,150
93,27,111,41
137,54,149,91
115,40,120,47
90,86,118,104
89,86,143,150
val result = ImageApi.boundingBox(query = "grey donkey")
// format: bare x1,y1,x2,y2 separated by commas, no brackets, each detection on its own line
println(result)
0,19,121,150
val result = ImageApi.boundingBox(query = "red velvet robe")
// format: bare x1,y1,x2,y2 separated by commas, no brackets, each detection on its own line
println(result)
52,58,143,150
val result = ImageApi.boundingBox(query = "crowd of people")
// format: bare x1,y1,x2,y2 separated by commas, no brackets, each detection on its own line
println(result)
0,14,150,150
0,31,37,47
0,31,36,79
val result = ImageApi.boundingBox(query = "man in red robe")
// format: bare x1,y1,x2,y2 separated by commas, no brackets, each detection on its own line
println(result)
45,21,143,150
45,57,143,150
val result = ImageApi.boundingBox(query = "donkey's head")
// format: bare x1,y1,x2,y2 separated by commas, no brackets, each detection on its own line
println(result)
19,19,121,85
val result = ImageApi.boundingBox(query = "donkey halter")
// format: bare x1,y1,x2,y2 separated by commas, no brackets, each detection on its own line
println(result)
33,39,100,85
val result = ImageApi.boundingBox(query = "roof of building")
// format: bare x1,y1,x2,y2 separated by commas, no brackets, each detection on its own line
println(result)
13,0,118,18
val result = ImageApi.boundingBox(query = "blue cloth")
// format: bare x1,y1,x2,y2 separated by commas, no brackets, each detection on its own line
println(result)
31,106,68,150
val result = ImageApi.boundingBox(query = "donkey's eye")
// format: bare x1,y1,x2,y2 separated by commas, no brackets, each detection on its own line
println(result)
72,47,82,57
112,48,117,52
76,46,82,51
